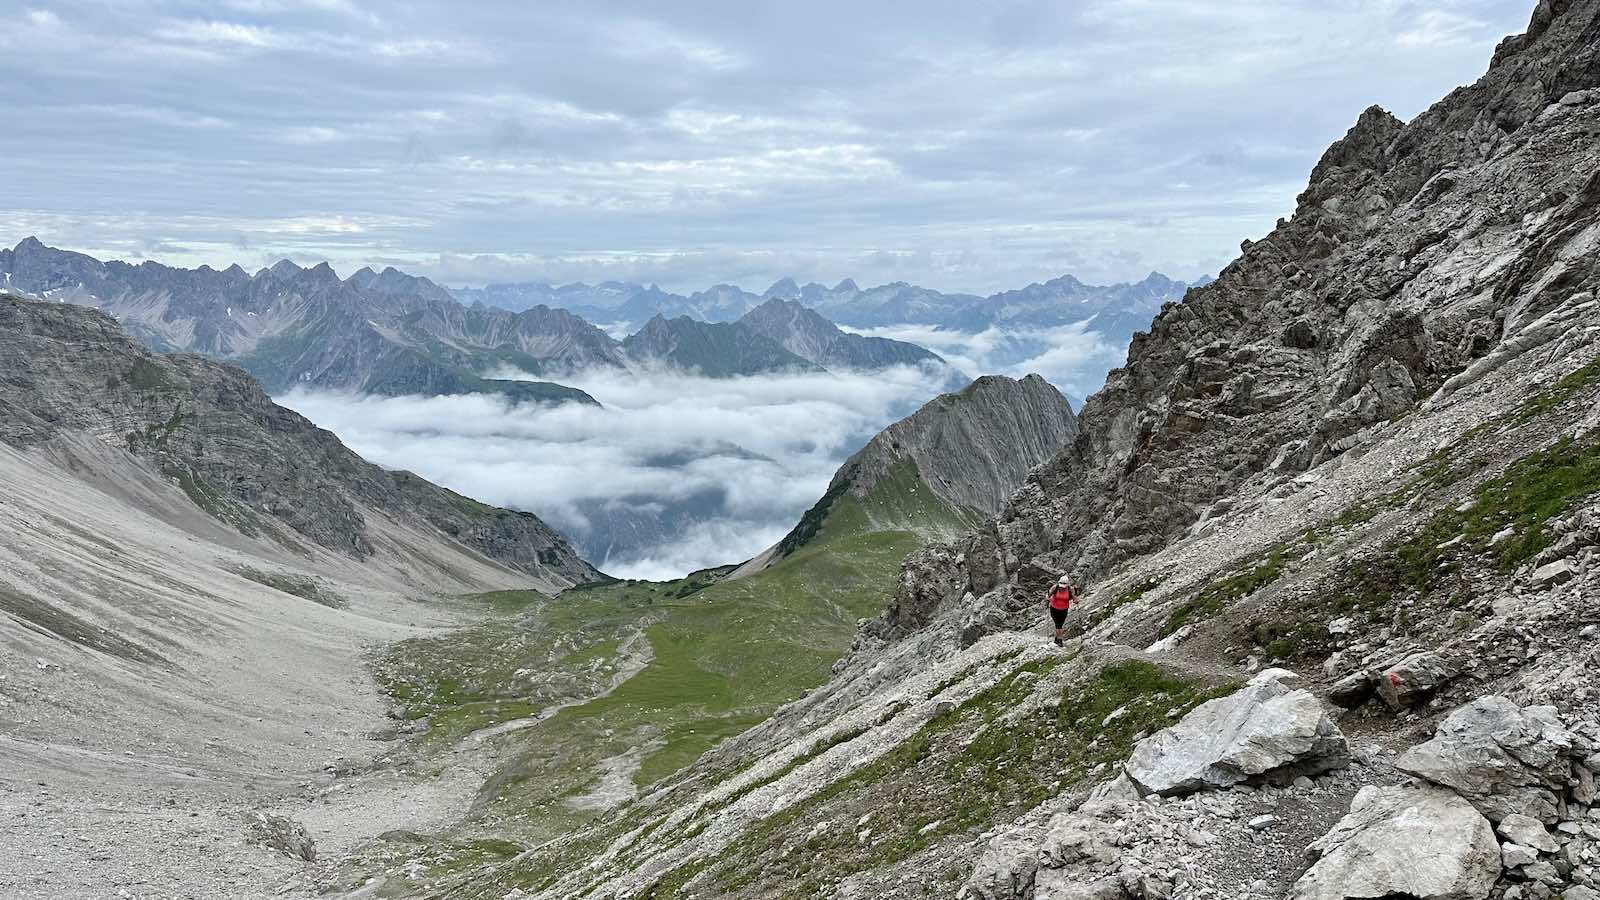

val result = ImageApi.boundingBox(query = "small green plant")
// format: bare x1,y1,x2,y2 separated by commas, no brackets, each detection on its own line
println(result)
1161,548,1288,636
1091,573,1166,627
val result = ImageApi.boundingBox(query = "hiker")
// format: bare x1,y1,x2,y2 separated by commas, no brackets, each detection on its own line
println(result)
1047,575,1076,646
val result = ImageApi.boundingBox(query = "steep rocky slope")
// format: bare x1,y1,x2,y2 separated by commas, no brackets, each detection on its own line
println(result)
745,374,1075,574
735,298,946,372
0,291,598,590
376,4,1600,899
620,314,825,376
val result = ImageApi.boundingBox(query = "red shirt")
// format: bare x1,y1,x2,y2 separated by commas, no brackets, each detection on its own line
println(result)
1049,586,1074,610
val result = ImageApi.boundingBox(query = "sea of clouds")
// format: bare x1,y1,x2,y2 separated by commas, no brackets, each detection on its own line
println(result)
279,328,1125,580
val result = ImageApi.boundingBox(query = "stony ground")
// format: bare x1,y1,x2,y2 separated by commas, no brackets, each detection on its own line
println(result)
0,433,539,900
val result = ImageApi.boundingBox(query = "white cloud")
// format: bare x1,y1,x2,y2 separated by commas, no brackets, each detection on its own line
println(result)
157,19,281,47
0,1,1532,292
277,363,961,578
844,321,1126,401
1396,10,1486,48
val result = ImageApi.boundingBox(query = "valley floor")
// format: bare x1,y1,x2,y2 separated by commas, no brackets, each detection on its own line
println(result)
0,437,535,899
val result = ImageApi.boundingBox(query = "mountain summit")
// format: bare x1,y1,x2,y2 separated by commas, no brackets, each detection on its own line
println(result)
735,297,947,372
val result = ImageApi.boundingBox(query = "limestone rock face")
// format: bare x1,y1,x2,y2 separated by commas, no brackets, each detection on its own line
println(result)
1289,784,1500,900
1395,696,1576,823
1124,670,1349,796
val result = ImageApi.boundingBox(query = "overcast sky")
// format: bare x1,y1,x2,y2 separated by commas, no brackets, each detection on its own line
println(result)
1,1,1532,294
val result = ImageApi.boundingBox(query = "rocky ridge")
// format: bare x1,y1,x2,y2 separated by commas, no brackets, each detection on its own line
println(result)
738,373,1076,575
456,270,1203,341
0,240,610,403
736,297,946,372
1,240,953,394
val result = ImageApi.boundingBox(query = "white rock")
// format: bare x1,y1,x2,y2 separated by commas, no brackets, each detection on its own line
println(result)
1497,813,1560,853
1394,696,1574,823
1500,842,1538,868
1532,560,1576,586
1289,784,1499,900
1125,669,1348,797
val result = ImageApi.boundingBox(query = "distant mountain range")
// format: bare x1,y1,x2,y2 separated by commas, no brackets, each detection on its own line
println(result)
0,239,951,401
453,270,1211,343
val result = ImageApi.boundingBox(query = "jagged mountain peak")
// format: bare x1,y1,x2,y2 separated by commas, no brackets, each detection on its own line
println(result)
763,276,801,298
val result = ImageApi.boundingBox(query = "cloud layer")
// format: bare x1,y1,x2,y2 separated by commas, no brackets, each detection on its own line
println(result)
279,364,965,579
1,1,1532,292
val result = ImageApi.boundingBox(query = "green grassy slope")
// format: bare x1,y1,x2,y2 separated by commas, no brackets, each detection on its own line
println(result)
368,467,962,874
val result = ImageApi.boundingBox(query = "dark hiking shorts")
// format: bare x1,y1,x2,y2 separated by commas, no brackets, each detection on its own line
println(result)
1050,606,1068,629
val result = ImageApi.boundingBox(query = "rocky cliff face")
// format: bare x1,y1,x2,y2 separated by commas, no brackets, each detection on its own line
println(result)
0,291,600,589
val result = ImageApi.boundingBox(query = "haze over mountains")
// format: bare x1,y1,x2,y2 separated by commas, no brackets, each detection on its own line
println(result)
454,270,1207,346
2,236,1185,571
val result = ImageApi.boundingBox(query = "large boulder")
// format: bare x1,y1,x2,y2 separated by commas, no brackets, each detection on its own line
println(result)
1375,651,1455,709
1289,784,1500,900
246,812,316,862
963,821,1045,900
1394,696,1575,823
1124,669,1349,796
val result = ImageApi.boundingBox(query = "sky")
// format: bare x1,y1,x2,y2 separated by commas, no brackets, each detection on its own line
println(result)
0,0,1534,295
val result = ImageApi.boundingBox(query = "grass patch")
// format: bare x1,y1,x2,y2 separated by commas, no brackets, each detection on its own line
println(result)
658,658,1231,899
1333,434,1600,611
1250,620,1333,661
1161,548,1288,636
376,464,952,849
1509,356,1600,425
1091,573,1165,628
123,358,171,391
